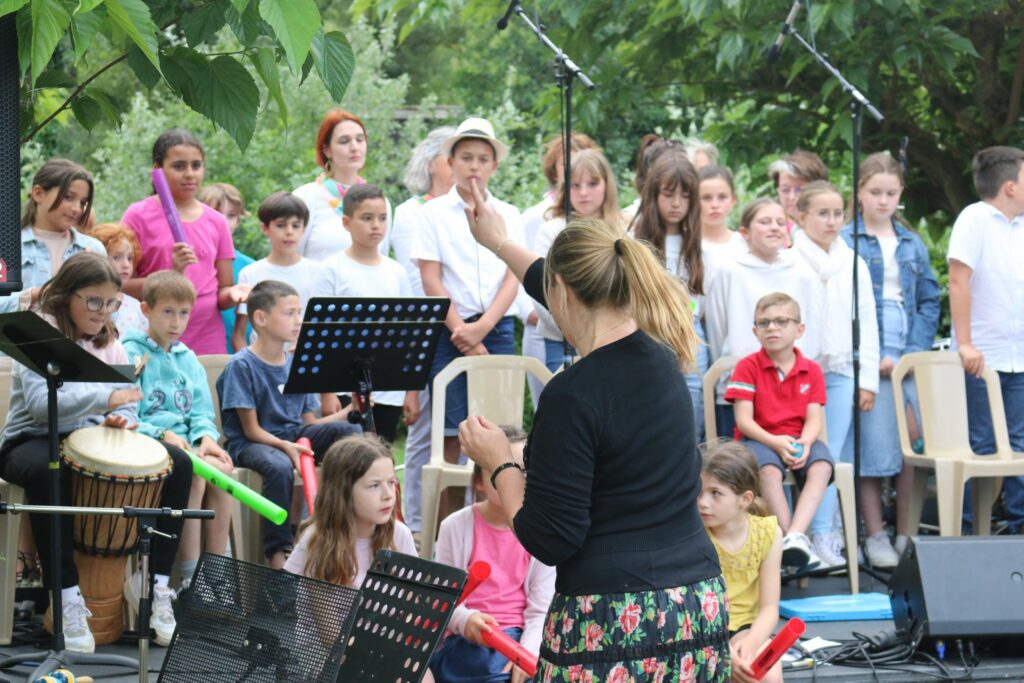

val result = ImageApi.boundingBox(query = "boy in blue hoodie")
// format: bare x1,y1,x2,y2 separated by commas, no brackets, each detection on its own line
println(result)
122,270,234,591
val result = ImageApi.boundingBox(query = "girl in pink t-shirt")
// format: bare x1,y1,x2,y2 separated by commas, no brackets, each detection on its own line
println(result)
120,129,247,354
430,427,556,683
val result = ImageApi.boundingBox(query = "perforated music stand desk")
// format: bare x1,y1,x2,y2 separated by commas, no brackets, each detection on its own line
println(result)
0,311,138,679
284,297,450,433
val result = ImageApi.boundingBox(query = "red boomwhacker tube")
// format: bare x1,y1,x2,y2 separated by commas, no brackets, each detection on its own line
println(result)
456,562,491,607
297,437,318,514
481,628,538,678
750,618,805,680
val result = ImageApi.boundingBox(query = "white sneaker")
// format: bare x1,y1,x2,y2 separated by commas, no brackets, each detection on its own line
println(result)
865,532,901,569
810,531,847,572
893,534,910,557
62,591,96,654
782,532,820,569
124,572,177,647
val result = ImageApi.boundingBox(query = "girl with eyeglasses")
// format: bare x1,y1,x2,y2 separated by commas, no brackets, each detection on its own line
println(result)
0,252,194,654
791,181,880,572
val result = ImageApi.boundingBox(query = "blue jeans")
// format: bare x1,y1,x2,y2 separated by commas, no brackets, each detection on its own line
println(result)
860,300,919,476
429,627,525,682
544,337,574,374
964,370,1024,529
685,318,709,444
810,372,855,535
401,388,431,532
235,421,362,558
429,316,517,436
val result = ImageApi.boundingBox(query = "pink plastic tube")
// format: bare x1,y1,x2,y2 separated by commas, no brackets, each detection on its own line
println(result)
751,618,805,680
297,437,318,514
151,168,188,244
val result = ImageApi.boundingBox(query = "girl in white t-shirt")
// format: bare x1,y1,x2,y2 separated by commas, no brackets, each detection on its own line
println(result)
698,165,746,288
533,149,625,374
629,150,708,441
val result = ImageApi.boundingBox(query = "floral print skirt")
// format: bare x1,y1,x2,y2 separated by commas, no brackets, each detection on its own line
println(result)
538,575,730,683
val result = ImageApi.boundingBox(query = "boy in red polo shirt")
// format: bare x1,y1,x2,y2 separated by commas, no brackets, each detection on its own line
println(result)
725,292,833,570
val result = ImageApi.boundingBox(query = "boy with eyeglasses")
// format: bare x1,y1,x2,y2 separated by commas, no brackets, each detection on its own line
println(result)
725,292,833,571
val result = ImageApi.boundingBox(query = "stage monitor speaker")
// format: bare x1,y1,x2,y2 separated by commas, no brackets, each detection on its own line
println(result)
889,535,1024,639
0,13,22,295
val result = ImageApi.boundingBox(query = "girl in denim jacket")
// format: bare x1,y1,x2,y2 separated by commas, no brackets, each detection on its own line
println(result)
841,152,940,568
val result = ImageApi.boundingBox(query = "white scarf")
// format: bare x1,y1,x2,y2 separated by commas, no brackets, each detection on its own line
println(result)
792,231,853,372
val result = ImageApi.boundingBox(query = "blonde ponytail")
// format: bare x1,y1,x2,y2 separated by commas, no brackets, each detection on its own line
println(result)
544,217,698,372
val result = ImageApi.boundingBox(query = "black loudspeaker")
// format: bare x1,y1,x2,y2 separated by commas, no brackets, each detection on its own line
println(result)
0,13,23,294
889,536,1024,639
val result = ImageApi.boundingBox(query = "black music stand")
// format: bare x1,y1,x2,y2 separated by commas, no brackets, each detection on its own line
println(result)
284,298,450,433
158,552,361,682
336,549,466,682
0,312,139,680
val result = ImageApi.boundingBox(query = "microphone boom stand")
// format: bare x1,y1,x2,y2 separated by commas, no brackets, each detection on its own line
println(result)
498,1,595,370
783,26,887,583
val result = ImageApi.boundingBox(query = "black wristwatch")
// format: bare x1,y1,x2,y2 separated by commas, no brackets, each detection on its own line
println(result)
490,461,524,489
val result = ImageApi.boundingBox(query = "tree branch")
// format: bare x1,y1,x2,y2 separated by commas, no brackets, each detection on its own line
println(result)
21,53,129,143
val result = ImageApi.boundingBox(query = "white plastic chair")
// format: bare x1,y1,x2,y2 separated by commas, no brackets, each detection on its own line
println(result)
419,355,553,560
893,351,1024,536
703,355,859,594
0,357,25,644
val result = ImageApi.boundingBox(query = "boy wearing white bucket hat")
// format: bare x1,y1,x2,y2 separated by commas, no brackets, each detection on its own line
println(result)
411,117,523,510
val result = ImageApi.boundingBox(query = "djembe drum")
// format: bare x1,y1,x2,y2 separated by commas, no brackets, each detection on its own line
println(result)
61,426,170,643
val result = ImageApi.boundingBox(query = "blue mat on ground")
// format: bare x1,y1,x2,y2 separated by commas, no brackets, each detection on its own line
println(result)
779,592,892,622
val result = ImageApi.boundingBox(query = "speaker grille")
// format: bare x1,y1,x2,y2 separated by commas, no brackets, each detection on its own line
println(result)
0,13,23,294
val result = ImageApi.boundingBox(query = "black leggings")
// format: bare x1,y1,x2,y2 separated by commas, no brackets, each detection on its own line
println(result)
372,404,404,444
0,434,192,589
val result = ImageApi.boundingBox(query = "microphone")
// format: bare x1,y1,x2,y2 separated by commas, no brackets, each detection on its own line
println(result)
766,0,802,64
496,0,520,30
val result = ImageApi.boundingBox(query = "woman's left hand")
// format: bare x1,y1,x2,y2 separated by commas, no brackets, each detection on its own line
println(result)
502,662,530,683
458,415,513,472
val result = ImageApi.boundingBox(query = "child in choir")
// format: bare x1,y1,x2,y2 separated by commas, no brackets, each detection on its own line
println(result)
841,152,941,566
90,222,148,336
121,129,247,355
2,159,105,314
430,425,555,683
684,138,720,170
0,253,192,651
533,148,625,374
411,118,522,510
233,192,321,351
791,181,879,570
768,150,829,234
630,150,708,440
725,292,833,571
122,270,235,588
199,182,254,352
699,441,783,683
948,146,1024,534
312,184,417,443
705,199,823,438
698,165,745,306
217,280,361,568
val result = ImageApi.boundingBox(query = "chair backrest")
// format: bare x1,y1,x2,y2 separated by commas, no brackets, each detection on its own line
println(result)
702,355,739,441
198,354,233,440
0,357,13,425
431,355,554,465
893,351,1009,458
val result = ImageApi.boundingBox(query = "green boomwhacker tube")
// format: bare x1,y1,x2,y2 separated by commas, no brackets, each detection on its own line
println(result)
185,449,288,525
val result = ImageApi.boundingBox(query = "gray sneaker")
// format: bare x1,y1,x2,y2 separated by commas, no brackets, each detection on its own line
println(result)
810,531,847,572
865,532,900,569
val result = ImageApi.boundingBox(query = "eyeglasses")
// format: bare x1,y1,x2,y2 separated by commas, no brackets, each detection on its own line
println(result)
754,317,799,330
74,292,122,313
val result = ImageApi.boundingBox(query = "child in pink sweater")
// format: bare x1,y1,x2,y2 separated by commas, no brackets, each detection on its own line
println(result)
430,426,556,683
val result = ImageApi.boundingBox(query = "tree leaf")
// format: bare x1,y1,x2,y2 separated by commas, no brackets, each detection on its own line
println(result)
76,0,105,12
199,55,259,150
104,0,160,70
16,5,31,78
35,68,76,88
0,0,29,16
299,51,313,84
70,92,103,131
259,0,319,72
70,6,103,61
160,45,206,108
90,88,123,127
248,46,287,123
229,0,248,12
30,0,72,85
125,43,161,88
310,29,354,102
181,0,228,47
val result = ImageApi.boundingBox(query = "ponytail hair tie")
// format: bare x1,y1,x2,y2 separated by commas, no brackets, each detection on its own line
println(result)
614,238,624,256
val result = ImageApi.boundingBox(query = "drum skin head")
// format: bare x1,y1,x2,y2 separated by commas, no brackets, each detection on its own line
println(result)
62,426,169,476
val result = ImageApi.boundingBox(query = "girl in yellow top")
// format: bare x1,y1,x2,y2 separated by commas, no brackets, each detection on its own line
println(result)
699,441,784,683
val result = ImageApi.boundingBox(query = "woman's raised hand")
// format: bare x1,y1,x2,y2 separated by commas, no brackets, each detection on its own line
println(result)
463,178,508,252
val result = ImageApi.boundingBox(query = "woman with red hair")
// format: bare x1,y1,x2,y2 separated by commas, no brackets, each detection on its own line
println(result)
293,109,392,261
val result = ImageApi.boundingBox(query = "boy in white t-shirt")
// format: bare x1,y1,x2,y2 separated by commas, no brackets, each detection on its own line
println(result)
948,145,1024,532
410,118,523,514
312,184,419,443
233,192,321,351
